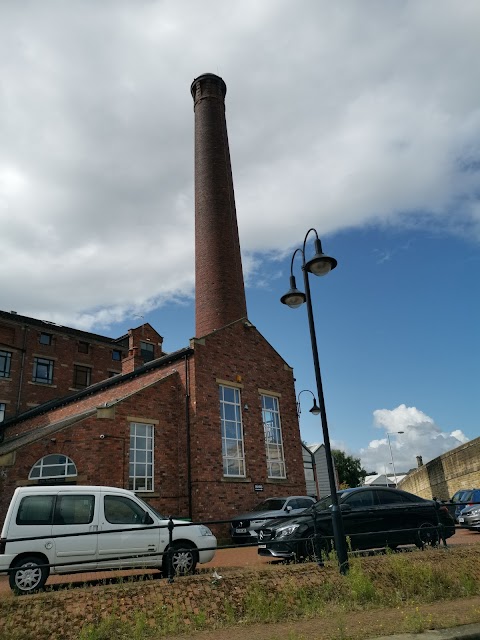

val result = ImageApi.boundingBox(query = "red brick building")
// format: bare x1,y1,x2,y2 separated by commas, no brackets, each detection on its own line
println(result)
0,311,163,420
0,74,306,528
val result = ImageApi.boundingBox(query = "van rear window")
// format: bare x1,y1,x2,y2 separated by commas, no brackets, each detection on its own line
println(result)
16,495,55,525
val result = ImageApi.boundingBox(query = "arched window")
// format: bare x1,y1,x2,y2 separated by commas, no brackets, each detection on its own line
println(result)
29,454,77,480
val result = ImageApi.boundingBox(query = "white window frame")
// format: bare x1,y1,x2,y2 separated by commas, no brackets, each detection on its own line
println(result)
28,454,77,480
262,394,286,479
0,402,5,423
0,350,12,378
219,385,245,477
129,422,154,492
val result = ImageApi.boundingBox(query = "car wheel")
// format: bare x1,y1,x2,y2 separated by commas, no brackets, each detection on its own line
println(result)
416,521,439,548
9,556,49,595
167,542,198,576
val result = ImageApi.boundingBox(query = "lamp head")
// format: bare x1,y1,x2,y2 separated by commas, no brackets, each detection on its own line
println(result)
304,238,337,276
309,398,321,415
280,275,306,309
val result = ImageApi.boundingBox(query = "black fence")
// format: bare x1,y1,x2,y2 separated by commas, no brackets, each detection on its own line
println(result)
2,500,474,590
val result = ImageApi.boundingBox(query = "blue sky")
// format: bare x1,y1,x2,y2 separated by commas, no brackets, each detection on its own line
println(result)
107,225,479,473
1,0,479,473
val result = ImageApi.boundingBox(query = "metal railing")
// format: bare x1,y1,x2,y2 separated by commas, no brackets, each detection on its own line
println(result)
1,501,467,589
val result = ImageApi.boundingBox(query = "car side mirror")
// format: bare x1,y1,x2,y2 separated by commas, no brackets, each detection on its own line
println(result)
339,504,352,512
285,505,292,513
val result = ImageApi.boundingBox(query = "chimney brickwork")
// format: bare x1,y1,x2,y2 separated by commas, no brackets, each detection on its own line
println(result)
191,73,247,338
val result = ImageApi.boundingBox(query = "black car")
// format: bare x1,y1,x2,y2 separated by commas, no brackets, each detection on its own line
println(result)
257,486,455,561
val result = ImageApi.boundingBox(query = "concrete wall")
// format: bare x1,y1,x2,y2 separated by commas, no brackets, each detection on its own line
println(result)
399,436,480,500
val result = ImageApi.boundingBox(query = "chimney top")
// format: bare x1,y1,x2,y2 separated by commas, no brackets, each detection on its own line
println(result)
190,73,226,100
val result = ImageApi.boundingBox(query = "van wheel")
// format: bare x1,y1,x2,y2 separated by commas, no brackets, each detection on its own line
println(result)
9,556,49,594
165,542,198,576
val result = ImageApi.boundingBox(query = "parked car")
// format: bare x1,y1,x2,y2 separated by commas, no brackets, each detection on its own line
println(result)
257,486,455,561
457,503,480,530
454,489,480,522
0,485,217,594
447,489,472,522
231,496,316,543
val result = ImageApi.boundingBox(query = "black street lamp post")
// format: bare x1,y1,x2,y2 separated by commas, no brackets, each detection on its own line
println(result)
281,228,349,575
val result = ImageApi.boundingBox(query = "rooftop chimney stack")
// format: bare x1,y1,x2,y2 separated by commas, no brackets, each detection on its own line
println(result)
191,74,247,337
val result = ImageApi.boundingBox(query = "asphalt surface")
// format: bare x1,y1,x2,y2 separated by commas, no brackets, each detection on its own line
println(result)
371,624,480,640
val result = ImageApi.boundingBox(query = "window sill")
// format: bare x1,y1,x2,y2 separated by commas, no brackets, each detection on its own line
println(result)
0,377,12,382
221,477,252,483
266,478,288,483
28,381,57,388
136,491,160,498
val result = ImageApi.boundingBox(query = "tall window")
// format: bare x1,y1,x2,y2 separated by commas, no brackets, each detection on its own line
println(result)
29,454,77,480
0,350,12,378
129,422,154,491
0,403,5,423
262,395,286,478
73,365,91,389
33,357,54,384
219,385,245,477
140,341,155,362
112,349,122,361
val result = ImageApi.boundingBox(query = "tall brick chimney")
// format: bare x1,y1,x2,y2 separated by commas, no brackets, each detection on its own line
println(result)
191,73,247,337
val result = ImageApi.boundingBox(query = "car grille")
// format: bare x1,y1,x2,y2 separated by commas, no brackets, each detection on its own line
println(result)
232,519,251,528
258,529,273,542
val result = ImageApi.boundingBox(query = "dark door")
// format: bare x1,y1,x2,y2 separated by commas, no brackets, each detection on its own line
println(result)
340,489,382,549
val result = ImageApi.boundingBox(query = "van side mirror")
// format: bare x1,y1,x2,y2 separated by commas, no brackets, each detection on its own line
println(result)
143,512,154,525
285,505,292,513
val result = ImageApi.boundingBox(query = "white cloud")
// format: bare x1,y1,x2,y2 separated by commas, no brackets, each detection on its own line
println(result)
359,404,469,473
0,1,479,329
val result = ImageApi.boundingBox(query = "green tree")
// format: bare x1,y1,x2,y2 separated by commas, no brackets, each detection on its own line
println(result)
332,449,367,488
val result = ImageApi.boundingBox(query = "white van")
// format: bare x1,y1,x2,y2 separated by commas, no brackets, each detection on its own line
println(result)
0,485,216,594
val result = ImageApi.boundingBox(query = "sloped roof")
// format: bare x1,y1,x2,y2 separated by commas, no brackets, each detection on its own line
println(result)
0,370,180,455
0,346,191,435
307,443,325,454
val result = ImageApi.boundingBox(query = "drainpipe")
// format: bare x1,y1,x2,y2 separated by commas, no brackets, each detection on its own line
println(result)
184,354,192,520
15,325,28,416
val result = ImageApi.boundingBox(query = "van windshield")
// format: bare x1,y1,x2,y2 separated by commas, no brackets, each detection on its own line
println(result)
136,496,164,520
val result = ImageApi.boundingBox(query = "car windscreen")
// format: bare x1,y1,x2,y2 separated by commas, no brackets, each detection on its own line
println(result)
252,499,286,511
303,491,347,514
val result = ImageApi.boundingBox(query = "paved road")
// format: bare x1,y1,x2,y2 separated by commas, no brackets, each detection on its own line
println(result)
1,527,478,594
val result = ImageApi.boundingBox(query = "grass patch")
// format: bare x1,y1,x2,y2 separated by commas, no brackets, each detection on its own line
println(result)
2,547,480,640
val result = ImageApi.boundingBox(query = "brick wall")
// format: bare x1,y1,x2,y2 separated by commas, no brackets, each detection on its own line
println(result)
0,368,189,522
189,319,306,525
0,317,123,419
399,436,480,500
0,313,163,421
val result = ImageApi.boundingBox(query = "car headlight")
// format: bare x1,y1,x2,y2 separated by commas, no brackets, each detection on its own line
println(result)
197,525,213,536
276,524,301,538
468,509,480,517
251,519,267,527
